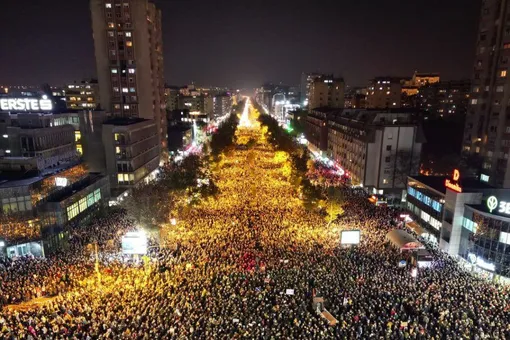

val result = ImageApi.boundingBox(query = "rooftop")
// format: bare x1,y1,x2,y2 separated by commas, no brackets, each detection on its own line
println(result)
103,117,148,126
409,175,494,195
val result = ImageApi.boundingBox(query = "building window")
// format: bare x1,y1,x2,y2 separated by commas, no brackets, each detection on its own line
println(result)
385,156,391,162
386,145,392,151
130,87,136,92
504,43,510,49
108,22,115,28
471,99,478,105
128,68,135,74
111,68,118,74
126,41,133,47
126,32,132,37
124,105,130,109
113,87,119,92
122,88,128,93
501,70,507,77
500,231,510,245
105,3,112,8
497,85,504,92
383,179,388,184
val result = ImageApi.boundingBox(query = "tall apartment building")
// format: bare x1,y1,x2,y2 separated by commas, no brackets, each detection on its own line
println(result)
462,0,510,188
65,79,100,110
308,75,345,111
213,94,232,118
300,72,321,104
90,0,166,149
366,77,402,108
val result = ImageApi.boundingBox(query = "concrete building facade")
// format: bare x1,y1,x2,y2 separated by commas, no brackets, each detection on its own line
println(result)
90,0,166,149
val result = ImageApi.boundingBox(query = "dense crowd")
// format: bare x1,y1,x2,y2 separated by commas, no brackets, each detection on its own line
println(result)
0,102,509,339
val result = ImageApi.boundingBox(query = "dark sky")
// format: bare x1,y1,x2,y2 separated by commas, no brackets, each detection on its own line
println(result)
0,0,481,89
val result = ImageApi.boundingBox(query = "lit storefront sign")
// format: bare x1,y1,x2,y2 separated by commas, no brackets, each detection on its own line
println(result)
486,195,510,215
445,169,462,192
468,252,496,271
55,177,69,187
0,97,53,111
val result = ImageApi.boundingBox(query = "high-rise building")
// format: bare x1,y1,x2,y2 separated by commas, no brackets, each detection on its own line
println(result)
462,0,510,188
90,0,166,149
308,75,345,111
300,72,321,105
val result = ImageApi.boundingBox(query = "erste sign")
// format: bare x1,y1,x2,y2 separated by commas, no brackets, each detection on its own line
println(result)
487,195,510,215
0,97,53,111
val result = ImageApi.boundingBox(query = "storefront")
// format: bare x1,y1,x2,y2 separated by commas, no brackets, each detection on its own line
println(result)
459,196,510,281
405,176,446,239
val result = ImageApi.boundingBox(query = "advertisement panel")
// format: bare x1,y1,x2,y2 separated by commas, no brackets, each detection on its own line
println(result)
121,231,148,255
340,230,360,245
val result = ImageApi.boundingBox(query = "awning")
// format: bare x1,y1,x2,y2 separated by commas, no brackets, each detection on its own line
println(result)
386,229,424,250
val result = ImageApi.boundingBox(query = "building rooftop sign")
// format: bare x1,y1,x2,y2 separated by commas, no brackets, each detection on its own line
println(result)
445,169,462,193
0,96,53,112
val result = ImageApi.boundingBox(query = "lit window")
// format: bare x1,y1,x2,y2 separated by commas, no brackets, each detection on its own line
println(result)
128,69,135,74
122,88,128,93
471,99,478,105
126,32,132,37
124,105,130,109
497,85,504,92
130,87,136,92
111,68,118,74
116,146,121,154
114,104,120,109
108,22,115,28
75,131,81,142
501,70,507,77
126,41,133,47
500,231,510,245
105,3,112,8
383,179,388,184
386,91,390,95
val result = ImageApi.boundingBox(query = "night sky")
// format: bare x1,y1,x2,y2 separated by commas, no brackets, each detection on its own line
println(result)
0,0,481,89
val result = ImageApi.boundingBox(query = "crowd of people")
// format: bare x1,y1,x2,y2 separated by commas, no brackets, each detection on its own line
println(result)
0,102,509,339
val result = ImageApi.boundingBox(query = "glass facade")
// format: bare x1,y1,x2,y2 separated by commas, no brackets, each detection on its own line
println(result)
461,209,510,277
407,186,442,213
66,189,102,222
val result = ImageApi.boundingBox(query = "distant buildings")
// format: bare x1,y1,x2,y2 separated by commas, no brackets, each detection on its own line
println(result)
90,0,166,149
300,72,321,104
305,107,424,195
366,77,402,109
308,75,345,111
417,80,470,118
64,80,100,110
344,87,367,109
213,94,232,118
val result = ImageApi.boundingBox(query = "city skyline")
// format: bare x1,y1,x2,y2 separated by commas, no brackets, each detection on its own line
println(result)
0,0,480,88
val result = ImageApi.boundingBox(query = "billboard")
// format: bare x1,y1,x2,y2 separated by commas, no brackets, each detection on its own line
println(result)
121,231,148,255
340,230,360,245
